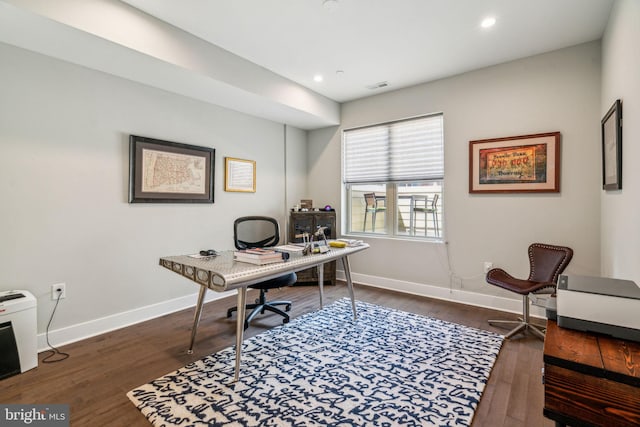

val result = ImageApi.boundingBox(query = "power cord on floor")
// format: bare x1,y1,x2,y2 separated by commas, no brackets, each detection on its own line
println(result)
42,291,69,363
442,240,486,292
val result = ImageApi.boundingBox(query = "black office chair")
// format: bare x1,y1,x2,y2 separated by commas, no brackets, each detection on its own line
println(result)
227,216,297,329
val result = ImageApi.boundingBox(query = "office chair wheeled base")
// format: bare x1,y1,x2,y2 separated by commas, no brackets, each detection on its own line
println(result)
488,294,546,340
227,289,291,330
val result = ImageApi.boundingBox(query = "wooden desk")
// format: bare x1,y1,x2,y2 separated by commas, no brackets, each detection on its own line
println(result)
543,320,640,426
160,244,369,381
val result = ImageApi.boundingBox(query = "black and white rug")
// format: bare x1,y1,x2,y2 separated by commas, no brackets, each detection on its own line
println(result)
128,299,503,426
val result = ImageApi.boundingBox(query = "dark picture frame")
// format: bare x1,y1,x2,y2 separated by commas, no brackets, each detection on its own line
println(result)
469,132,561,193
602,99,622,191
129,135,215,203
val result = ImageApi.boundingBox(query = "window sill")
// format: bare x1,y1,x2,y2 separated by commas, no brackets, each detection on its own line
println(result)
340,232,445,245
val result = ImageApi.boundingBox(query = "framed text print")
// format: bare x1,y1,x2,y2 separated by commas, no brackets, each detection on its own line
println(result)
469,132,560,193
224,157,256,192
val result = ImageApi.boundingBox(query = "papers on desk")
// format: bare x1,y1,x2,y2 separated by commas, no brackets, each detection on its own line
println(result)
234,249,288,265
275,244,306,252
337,239,365,247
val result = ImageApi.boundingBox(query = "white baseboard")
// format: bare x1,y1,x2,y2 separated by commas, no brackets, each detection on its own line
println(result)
38,272,545,352
337,271,547,318
37,289,235,352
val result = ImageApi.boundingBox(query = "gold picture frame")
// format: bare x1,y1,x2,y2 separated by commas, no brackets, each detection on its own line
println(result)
469,132,560,193
224,157,256,192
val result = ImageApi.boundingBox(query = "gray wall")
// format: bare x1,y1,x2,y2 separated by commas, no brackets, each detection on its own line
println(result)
4,6,634,341
601,0,640,284
308,42,603,305
0,42,306,340
285,125,309,213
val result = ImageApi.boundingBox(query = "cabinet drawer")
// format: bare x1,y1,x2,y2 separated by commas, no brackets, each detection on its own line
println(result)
544,364,640,427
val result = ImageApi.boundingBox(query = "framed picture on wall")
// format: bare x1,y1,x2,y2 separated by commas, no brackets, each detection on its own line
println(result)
224,157,256,192
469,132,561,193
128,135,215,203
601,99,622,191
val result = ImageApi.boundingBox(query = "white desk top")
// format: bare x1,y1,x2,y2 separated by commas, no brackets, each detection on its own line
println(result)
160,244,369,291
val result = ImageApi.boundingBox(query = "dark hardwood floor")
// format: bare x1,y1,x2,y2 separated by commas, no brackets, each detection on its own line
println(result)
0,283,553,426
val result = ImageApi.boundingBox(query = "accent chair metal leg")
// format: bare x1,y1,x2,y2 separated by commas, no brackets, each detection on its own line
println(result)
529,324,546,340
488,294,545,340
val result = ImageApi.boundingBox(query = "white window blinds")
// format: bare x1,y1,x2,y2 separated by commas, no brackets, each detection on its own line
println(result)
343,114,444,183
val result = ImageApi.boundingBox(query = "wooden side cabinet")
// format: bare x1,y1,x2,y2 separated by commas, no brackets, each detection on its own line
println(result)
543,320,640,427
288,210,336,285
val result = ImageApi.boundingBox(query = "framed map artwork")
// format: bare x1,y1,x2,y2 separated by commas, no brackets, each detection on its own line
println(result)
469,132,560,193
128,135,215,203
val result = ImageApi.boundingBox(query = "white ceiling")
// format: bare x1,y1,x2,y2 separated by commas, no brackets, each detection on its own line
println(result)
121,0,614,102
0,0,614,129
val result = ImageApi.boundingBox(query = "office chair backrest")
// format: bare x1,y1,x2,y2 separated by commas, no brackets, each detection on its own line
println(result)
527,243,573,283
234,216,280,250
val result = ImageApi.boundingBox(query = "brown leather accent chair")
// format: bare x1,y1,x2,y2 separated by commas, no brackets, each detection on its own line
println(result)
486,243,573,339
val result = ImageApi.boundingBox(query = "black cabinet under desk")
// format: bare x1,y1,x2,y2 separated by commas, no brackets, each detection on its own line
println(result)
288,211,336,285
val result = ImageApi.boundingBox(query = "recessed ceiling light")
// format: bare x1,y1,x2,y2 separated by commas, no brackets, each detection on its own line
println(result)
481,16,496,28
313,74,324,82
323,0,338,11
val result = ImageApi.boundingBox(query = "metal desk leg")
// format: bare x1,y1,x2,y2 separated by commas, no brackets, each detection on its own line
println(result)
341,256,357,320
187,285,208,354
317,263,324,309
233,286,247,382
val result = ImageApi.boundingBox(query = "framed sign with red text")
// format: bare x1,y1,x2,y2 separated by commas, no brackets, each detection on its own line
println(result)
469,132,560,193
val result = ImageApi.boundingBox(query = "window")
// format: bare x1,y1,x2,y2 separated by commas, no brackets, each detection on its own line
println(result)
343,114,444,239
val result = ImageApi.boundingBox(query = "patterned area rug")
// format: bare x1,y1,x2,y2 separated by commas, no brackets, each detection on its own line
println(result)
128,299,503,426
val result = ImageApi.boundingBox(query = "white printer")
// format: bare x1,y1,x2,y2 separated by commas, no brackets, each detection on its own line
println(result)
0,290,38,378
556,274,640,342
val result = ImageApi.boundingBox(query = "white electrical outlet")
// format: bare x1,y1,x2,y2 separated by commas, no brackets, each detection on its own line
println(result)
483,262,493,273
51,283,66,300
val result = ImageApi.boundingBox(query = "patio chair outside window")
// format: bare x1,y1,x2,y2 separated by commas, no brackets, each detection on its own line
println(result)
412,194,439,236
363,193,386,232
